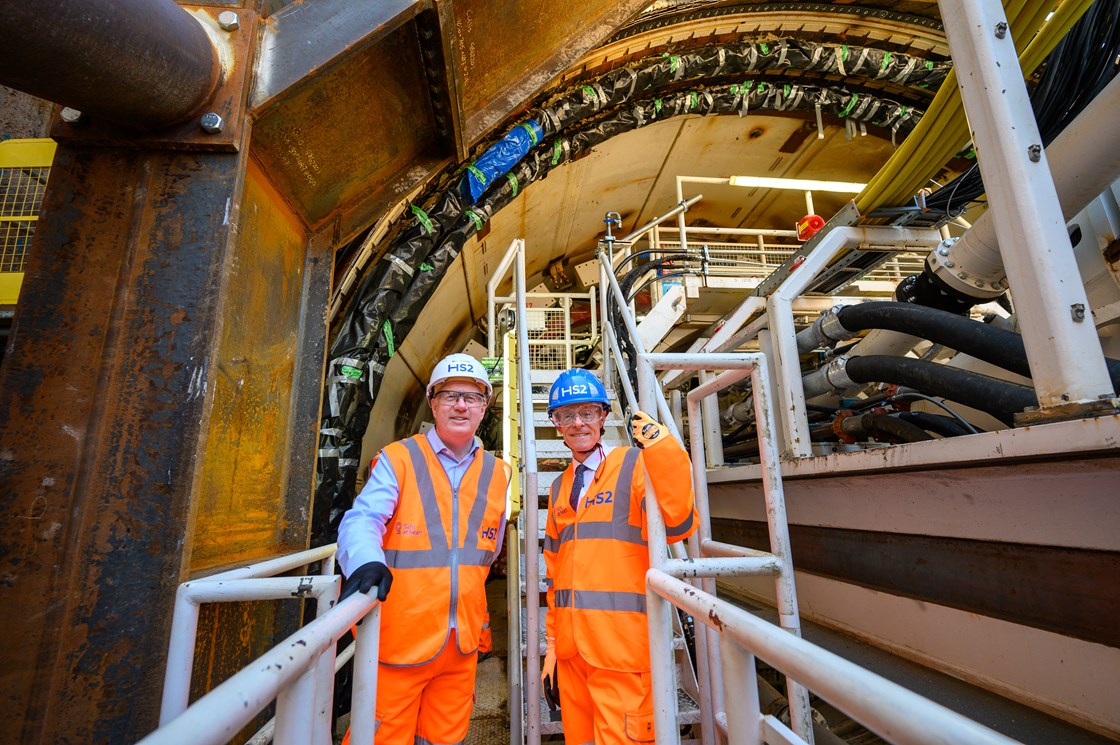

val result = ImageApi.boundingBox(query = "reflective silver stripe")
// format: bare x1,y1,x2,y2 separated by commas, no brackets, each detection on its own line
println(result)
553,589,646,613
572,521,643,545
384,550,450,569
463,452,497,550
543,577,553,587
459,547,497,567
549,476,561,511
610,448,640,532
481,620,490,629
543,534,560,553
558,524,575,546
666,511,695,538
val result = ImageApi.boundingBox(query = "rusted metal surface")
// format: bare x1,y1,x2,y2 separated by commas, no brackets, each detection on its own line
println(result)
0,144,247,743
190,160,309,570
49,8,257,153
252,0,427,113
0,0,220,131
0,137,323,742
252,20,445,228
441,0,651,145
712,518,1120,649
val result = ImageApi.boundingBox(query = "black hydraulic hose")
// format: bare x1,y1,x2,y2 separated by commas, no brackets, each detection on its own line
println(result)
839,413,934,443
895,411,976,438
837,301,1120,389
845,356,1037,425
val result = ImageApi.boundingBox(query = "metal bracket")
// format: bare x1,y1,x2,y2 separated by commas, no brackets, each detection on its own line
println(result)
291,577,315,598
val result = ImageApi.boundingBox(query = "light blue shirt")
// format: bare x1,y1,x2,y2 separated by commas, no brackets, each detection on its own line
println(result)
337,429,506,577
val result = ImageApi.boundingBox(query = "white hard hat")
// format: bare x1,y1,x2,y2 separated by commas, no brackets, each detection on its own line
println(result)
426,353,492,399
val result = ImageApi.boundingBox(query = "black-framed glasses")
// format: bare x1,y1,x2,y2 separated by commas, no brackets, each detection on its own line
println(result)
434,390,488,407
551,405,605,426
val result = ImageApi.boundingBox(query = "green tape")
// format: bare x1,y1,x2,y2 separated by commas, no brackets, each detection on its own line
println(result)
340,364,363,380
552,139,563,165
582,85,595,98
759,42,770,55
382,320,395,357
783,84,791,98
881,52,892,72
467,164,487,186
420,262,435,271
506,172,519,197
411,204,433,234
839,93,859,117
669,55,679,73
925,60,934,70
519,122,539,145
465,209,484,231
841,44,849,62
654,98,662,114
689,91,698,110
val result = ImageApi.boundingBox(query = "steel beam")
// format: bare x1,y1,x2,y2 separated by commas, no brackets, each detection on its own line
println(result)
938,0,1115,407
0,0,220,130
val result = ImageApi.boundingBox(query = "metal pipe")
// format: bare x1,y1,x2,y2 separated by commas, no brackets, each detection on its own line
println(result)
658,226,799,238
644,472,681,745
721,635,762,745
515,242,544,745
506,522,524,745
622,194,704,244
648,571,1024,745
487,240,524,356
663,557,781,578
160,575,341,725
0,0,221,130
350,602,382,745
141,594,378,745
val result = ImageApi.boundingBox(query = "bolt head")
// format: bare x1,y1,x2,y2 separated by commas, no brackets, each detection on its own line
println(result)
944,260,955,268
938,247,950,256
200,112,224,134
218,11,239,31
60,107,83,124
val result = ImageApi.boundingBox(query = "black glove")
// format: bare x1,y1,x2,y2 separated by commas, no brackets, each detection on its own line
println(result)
340,561,393,603
543,665,561,711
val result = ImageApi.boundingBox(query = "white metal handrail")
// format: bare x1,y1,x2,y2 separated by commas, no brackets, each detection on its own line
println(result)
648,570,1023,745
141,592,381,745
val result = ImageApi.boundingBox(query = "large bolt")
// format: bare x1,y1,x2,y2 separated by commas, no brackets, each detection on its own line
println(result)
938,247,950,256
200,112,224,134
994,21,1008,38
218,11,239,31
1071,303,1086,322
1028,144,1042,163
60,107,83,124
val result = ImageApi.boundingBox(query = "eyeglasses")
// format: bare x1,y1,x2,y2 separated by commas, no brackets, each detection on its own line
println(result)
434,390,488,407
551,406,605,426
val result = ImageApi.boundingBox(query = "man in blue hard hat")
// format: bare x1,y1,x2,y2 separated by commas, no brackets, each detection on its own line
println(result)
540,368,697,744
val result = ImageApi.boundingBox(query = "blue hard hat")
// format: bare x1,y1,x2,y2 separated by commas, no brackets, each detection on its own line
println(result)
548,369,609,413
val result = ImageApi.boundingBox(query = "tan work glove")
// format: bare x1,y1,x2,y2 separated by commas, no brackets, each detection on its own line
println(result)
631,411,667,448
541,639,560,710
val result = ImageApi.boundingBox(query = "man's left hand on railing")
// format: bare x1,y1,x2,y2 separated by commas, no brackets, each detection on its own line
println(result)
340,561,393,602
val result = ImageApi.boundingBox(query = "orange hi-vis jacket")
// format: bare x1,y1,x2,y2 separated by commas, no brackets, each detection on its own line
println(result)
543,435,697,672
378,434,510,666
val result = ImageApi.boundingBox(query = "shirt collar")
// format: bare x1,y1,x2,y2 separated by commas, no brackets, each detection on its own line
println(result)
425,427,480,463
576,442,612,475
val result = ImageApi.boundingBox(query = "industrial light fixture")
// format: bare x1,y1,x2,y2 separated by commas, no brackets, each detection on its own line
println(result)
728,175,866,193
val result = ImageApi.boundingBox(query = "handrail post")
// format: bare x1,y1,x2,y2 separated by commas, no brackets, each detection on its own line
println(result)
644,472,681,745
720,635,762,745
349,604,382,745
515,241,543,745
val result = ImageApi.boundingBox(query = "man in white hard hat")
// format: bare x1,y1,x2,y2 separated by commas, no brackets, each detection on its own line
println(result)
337,352,511,745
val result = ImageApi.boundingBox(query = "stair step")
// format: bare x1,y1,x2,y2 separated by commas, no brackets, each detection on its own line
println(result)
534,439,625,457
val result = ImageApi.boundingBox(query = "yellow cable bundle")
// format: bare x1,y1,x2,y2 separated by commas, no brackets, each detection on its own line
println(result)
855,0,1093,216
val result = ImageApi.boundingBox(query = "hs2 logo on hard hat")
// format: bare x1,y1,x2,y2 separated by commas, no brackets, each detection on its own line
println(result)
448,362,477,372
553,384,589,399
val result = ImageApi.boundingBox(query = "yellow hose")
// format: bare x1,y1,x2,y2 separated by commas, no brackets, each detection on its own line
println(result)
854,0,1092,216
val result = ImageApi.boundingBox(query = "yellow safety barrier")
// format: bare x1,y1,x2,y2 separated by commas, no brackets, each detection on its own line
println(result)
0,138,56,305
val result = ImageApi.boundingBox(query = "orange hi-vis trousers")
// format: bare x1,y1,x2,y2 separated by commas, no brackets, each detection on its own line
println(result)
342,629,478,745
557,650,656,745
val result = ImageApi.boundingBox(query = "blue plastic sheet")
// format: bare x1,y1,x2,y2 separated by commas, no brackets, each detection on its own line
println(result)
466,119,543,203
